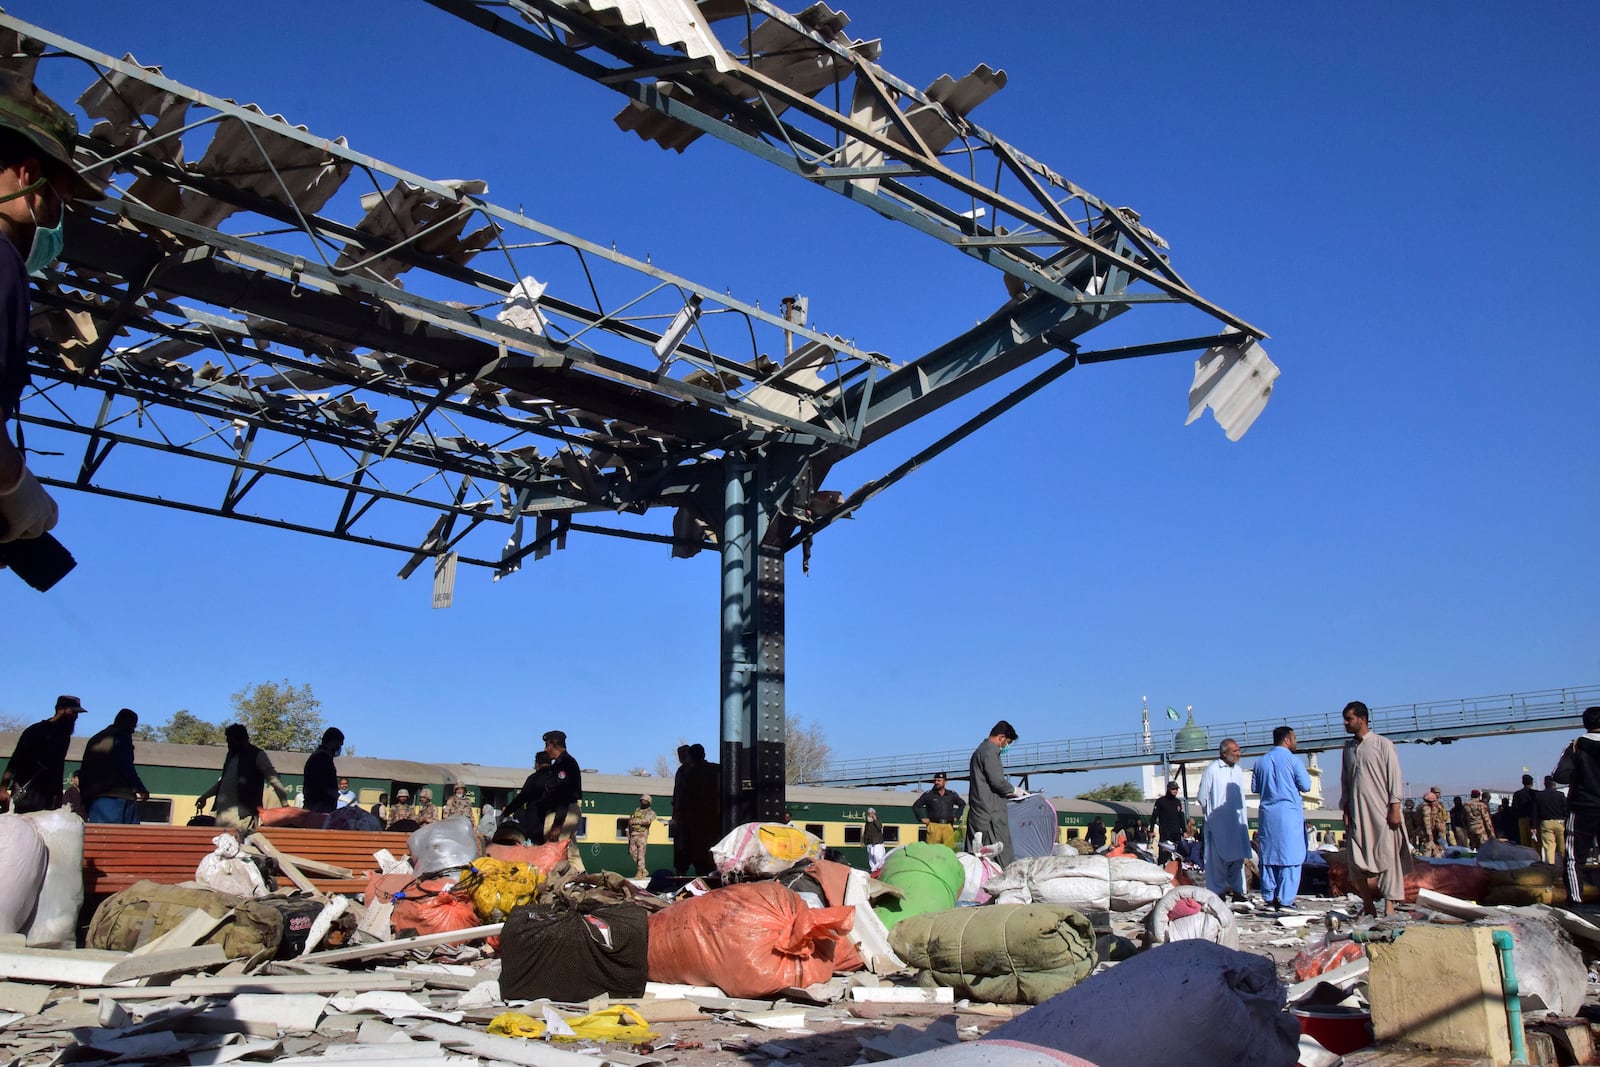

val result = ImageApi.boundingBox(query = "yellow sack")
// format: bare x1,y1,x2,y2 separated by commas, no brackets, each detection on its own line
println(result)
458,857,544,922
757,824,815,862
488,1006,657,1044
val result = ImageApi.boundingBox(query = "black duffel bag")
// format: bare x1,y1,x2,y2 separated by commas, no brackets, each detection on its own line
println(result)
499,901,649,1001
251,894,329,957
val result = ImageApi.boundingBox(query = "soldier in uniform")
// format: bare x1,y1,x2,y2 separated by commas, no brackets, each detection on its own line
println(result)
627,794,655,878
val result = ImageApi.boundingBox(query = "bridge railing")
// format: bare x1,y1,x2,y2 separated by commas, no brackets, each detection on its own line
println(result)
810,684,1600,787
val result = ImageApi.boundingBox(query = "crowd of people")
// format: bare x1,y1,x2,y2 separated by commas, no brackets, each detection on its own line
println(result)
4,693,1597,906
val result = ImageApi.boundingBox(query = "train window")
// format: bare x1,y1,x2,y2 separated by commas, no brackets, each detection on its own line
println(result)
576,817,588,838
666,823,676,839
882,826,900,843
614,818,630,839
843,826,862,844
805,824,825,840
136,797,172,824
1066,828,1080,840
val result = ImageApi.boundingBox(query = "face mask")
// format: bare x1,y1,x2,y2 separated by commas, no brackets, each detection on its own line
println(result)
25,214,63,274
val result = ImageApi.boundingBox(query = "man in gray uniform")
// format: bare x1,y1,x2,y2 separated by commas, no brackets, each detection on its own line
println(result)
966,719,1026,861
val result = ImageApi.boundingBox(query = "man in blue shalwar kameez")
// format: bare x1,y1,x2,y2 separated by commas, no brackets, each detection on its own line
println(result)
1252,725,1313,911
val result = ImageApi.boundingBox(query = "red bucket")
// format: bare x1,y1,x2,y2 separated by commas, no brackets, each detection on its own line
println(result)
1292,1006,1374,1056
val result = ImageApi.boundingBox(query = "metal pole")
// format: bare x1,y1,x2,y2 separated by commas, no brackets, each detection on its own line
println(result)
720,458,755,831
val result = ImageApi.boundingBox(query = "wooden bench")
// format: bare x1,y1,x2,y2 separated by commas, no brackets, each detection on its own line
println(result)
83,825,410,896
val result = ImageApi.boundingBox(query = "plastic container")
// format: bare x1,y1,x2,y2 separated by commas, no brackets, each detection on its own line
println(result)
1291,1006,1374,1055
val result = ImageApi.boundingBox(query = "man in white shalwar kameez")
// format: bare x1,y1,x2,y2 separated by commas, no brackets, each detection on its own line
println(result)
1198,737,1251,900
1340,700,1412,916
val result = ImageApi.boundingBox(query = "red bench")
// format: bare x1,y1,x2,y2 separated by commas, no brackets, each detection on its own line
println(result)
83,825,409,896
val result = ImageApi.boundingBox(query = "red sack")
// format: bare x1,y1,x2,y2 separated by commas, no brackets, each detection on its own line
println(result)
1291,940,1364,982
647,882,854,997
369,875,479,941
258,807,330,829
487,841,569,873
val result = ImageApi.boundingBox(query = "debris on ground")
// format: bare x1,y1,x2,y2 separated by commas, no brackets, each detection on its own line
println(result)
0,813,1597,1066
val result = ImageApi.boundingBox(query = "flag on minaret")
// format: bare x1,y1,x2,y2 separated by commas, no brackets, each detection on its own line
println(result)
1166,706,1181,721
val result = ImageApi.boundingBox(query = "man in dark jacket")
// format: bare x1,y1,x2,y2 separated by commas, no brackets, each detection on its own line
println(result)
78,708,149,823
1150,780,1187,859
1511,773,1539,848
301,727,345,813
912,772,965,849
501,750,555,839
1553,705,1600,905
196,724,288,830
0,695,82,812
1534,775,1567,867
966,719,1023,861
542,730,585,867
673,743,722,877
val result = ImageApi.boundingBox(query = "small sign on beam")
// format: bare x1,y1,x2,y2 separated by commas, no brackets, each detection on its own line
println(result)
432,552,458,609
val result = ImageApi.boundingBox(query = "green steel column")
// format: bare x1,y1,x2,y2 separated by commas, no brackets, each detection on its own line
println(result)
720,453,790,831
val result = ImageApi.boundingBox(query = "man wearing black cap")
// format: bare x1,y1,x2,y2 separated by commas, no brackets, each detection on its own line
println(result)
1150,780,1187,860
542,730,583,856
78,708,150,823
0,71,103,548
912,772,965,849
966,720,1024,861
1,694,82,813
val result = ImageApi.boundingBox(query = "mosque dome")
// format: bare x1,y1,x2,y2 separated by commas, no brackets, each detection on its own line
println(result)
1173,711,1208,753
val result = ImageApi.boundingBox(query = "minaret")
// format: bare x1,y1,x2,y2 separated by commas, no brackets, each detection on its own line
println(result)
1141,694,1152,752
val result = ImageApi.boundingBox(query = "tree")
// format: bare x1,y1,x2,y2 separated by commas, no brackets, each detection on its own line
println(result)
653,736,689,779
155,710,226,746
1077,781,1144,802
784,712,831,784
229,680,326,752
0,713,27,732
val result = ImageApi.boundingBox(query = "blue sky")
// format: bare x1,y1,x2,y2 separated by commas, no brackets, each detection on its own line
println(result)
6,3,1597,800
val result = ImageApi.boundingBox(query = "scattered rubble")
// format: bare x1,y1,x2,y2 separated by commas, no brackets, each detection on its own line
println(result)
0,814,1597,1067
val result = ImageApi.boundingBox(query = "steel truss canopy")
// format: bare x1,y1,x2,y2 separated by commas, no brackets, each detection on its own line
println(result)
6,5,1275,827
7,5,1273,578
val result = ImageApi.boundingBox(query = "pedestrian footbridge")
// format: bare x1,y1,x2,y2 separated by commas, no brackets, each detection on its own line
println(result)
809,684,1599,788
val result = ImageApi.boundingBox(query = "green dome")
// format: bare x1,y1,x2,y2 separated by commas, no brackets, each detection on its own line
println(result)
1173,711,1208,753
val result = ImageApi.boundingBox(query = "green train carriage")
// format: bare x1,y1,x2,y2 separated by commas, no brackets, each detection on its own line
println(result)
0,733,1346,870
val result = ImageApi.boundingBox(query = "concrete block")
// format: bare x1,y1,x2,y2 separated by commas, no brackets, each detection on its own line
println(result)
1367,925,1511,1062
1525,1029,1557,1066
1527,1017,1595,1066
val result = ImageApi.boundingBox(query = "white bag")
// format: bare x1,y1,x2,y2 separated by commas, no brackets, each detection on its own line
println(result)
21,808,84,946
1145,885,1238,950
710,821,822,877
984,854,1172,913
0,815,47,935
956,850,1002,904
195,833,267,897
408,816,479,877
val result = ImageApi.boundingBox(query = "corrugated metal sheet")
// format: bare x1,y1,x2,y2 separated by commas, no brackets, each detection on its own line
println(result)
334,180,500,283
1185,336,1279,441
559,0,734,73
611,2,880,151
179,105,353,230
886,64,1008,156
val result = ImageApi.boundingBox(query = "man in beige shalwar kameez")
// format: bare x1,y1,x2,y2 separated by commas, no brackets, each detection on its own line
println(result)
1339,700,1412,916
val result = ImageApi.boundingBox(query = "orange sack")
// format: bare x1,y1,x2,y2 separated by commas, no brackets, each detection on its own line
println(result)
647,882,854,998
